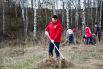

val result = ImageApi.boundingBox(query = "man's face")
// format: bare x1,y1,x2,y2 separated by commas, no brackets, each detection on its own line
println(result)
52,18,57,23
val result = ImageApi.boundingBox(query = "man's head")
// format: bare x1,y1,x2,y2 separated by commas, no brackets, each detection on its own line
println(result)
52,15,58,23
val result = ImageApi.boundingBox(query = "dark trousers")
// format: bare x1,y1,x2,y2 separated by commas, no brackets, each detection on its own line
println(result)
85,36,92,45
49,42,60,58
98,35,101,42
68,34,74,44
95,31,101,42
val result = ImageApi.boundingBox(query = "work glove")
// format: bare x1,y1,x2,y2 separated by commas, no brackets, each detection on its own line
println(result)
51,40,54,43
45,31,49,36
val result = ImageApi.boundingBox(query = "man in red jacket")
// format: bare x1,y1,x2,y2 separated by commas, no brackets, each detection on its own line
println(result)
45,15,62,60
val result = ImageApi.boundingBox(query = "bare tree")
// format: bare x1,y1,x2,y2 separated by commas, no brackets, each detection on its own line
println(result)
78,0,81,29
99,0,102,28
52,0,56,15
25,0,28,38
33,0,37,37
62,1,64,25
70,0,72,27
66,1,70,29
75,0,79,30
20,0,26,38
95,0,98,23
82,0,86,35
2,0,6,34
20,0,28,38
14,0,18,25
90,0,93,31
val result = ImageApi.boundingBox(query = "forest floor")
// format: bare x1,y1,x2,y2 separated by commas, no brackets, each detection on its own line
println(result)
0,39,103,69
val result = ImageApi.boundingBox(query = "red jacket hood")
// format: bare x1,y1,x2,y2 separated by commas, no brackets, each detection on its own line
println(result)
85,27,91,37
50,19,61,25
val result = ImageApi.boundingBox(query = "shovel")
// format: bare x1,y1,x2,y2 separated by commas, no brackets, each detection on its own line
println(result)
48,35,64,59
47,35,73,69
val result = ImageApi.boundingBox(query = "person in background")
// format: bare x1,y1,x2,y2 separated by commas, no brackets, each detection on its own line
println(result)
95,23,101,43
45,15,63,60
66,28,74,45
84,25,92,45
72,26,77,44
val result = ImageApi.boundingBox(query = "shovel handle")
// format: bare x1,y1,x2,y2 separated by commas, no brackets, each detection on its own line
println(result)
48,35,64,59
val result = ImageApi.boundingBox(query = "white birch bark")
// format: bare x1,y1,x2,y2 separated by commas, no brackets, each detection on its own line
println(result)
25,0,28,37
2,0,6,34
66,2,70,29
33,0,37,37
82,0,86,35
99,0,102,28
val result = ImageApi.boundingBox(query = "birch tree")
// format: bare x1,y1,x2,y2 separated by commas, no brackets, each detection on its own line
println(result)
95,0,97,23
66,1,70,29
20,0,26,38
62,1,64,25
14,0,18,25
71,0,80,29
33,0,37,37
25,0,28,38
75,0,79,30
90,0,93,31
82,0,86,35
2,0,6,34
70,0,72,27
78,0,81,30
99,0,102,28
52,0,56,15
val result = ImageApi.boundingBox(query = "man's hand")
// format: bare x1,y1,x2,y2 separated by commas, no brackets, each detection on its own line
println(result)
45,31,49,36
45,31,54,43
51,40,54,43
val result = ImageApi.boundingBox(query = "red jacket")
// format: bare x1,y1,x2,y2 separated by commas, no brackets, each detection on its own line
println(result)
85,27,91,37
45,19,63,42
72,27,77,32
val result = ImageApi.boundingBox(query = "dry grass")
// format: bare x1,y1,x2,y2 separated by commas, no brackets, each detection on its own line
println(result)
0,39,103,69
36,58,74,69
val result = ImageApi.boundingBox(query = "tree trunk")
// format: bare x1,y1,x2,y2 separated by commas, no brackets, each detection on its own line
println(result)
25,0,28,38
14,1,18,29
99,0,102,28
66,2,70,29
20,0,26,38
78,0,81,30
45,8,48,26
87,0,90,25
62,2,64,25
52,0,56,15
2,0,6,34
82,0,86,35
33,0,37,37
31,0,34,30
75,8,78,30
90,0,93,32
70,0,72,27
95,1,97,22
